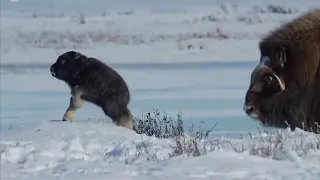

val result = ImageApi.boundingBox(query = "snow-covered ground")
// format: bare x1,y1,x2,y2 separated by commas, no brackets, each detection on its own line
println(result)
1,121,320,180
1,0,320,179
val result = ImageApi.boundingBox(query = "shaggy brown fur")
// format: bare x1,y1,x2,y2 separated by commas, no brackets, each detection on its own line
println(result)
259,8,320,90
244,9,320,131
244,63,320,133
252,81,320,133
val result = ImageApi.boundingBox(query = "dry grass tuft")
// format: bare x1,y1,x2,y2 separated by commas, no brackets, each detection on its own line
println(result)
132,110,320,161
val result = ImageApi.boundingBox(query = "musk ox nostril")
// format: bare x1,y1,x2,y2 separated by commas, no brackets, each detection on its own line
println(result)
50,66,56,77
50,65,54,71
243,105,254,114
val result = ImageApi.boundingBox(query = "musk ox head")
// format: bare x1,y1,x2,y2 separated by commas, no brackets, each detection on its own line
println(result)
243,55,286,120
50,51,87,82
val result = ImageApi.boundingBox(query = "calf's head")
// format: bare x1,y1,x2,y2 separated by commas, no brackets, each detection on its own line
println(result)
50,51,86,82
243,56,286,120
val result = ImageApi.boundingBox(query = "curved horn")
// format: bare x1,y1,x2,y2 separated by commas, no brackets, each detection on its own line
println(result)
253,56,286,91
270,70,286,91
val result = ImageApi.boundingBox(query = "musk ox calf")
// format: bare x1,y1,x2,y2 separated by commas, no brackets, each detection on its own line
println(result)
50,51,133,130
243,9,320,132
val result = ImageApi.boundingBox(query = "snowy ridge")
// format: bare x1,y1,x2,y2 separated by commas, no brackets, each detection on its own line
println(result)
1,0,319,64
1,121,320,179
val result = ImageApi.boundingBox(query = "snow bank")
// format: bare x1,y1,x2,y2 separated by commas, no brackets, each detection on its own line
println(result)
1,120,319,179
1,0,319,64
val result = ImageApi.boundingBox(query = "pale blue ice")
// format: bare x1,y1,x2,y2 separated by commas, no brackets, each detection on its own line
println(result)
0,61,263,138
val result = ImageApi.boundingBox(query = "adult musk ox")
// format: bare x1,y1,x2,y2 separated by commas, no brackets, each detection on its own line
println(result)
243,9,320,132
245,81,320,133
50,51,133,130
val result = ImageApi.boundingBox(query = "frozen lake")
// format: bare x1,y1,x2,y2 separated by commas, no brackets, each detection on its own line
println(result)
0,61,262,138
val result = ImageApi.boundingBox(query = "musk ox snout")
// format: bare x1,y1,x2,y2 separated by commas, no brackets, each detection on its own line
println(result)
243,104,255,116
243,92,261,120
50,64,57,77
50,60,68,80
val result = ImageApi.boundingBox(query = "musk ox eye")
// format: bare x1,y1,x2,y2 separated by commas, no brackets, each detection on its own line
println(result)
264,75,273,84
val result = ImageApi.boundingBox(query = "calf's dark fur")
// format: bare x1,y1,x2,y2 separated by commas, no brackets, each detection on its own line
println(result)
50,51,133,129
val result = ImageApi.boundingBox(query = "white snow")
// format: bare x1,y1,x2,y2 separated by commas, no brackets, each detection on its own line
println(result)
1,121,320,180
1,0,320,179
